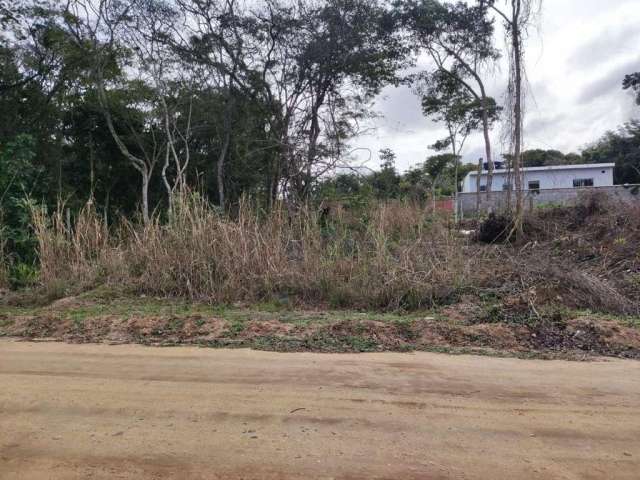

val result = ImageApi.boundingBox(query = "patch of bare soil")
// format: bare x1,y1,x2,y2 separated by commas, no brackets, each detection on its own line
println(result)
439,297,484,323
239,320,297,338
47,295,93,310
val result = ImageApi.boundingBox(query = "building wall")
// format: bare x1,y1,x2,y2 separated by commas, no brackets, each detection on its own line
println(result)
462,166,614,193
456,184,640,218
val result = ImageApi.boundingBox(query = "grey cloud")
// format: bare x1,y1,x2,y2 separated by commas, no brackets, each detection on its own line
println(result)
376,84,427,133
461,144,486,166
576,57,640,104
525,113,568,137
355,0,640,172
569,24,640,70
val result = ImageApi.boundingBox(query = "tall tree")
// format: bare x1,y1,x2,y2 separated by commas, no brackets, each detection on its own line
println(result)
483,0,540,233
249,0,406,205
399,0,501,196
370,148,400,199
170,0,254,210
419,71,496,199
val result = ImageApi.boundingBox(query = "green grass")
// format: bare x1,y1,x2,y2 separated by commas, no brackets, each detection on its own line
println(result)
0,286,430,328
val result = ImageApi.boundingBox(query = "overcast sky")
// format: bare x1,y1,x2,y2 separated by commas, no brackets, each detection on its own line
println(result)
350,0,640,172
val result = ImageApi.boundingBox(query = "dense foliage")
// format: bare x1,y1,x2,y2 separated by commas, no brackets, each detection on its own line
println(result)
0,0,638,286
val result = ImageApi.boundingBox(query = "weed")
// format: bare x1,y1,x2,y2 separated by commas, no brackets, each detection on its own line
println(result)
165,318,185,331
226,320,247,337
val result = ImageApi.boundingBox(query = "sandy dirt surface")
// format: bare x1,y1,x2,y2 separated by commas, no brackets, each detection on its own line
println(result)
1,339,639,479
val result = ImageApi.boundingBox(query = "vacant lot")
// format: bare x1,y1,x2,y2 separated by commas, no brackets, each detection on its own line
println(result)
1,340,639,479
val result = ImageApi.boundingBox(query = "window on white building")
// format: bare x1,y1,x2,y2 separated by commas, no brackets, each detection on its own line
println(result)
573,178,594,187
479,185,487,192
502,183,512,191
528,180,540,192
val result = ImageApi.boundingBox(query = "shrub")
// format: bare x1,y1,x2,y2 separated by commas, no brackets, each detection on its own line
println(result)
477,213,513,244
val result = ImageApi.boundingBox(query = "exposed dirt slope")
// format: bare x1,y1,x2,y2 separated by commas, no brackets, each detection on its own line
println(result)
2,296,639,359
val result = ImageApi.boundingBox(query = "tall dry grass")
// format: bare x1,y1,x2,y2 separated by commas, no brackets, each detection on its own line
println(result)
29,193,640,315
31,194,484,309
32,201,119,288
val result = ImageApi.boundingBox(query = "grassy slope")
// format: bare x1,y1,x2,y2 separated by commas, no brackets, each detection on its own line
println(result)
1,286,639,360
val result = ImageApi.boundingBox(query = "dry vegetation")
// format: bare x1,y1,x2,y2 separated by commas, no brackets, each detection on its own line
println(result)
0,193,638,358
31,195,472,309
27,193,640,319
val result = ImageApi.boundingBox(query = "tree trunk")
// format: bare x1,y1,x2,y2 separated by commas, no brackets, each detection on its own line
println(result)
450,130,459,197
141,171,150,225
481,105,493,199
162,145,173,216
512,2,524,233
305,105,321,202
269,155,280,210
89,131,95,199
476,158,482,212
217,130,231,210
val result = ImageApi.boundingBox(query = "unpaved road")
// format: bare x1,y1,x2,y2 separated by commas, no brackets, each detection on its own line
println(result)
1,340,639,480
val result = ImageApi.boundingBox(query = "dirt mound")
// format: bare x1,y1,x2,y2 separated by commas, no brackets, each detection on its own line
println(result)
6,314,70,338
530,317,640,358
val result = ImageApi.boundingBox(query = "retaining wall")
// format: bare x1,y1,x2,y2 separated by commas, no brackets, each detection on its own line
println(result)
456,184,640,218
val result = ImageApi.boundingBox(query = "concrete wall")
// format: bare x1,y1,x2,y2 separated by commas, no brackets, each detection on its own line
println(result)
462,165,614,193
456,184,640,218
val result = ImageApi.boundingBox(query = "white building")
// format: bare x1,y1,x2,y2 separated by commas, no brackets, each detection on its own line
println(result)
462,163,615,193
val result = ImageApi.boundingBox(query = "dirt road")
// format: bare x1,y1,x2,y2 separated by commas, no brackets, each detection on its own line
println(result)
1,340,639,480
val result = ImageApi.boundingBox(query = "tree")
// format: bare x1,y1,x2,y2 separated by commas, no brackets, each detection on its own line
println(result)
0,134,41,262
259,0,406,204
370,148,400,199
583,121,640,185
521,149,578,167
399,165,431,201
623,72,640,105
423,154,475,195
60,0,163,223
168,0,257,210
419,71,495,201
483,0,541,234
399,0,501,197
421,72,479,157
